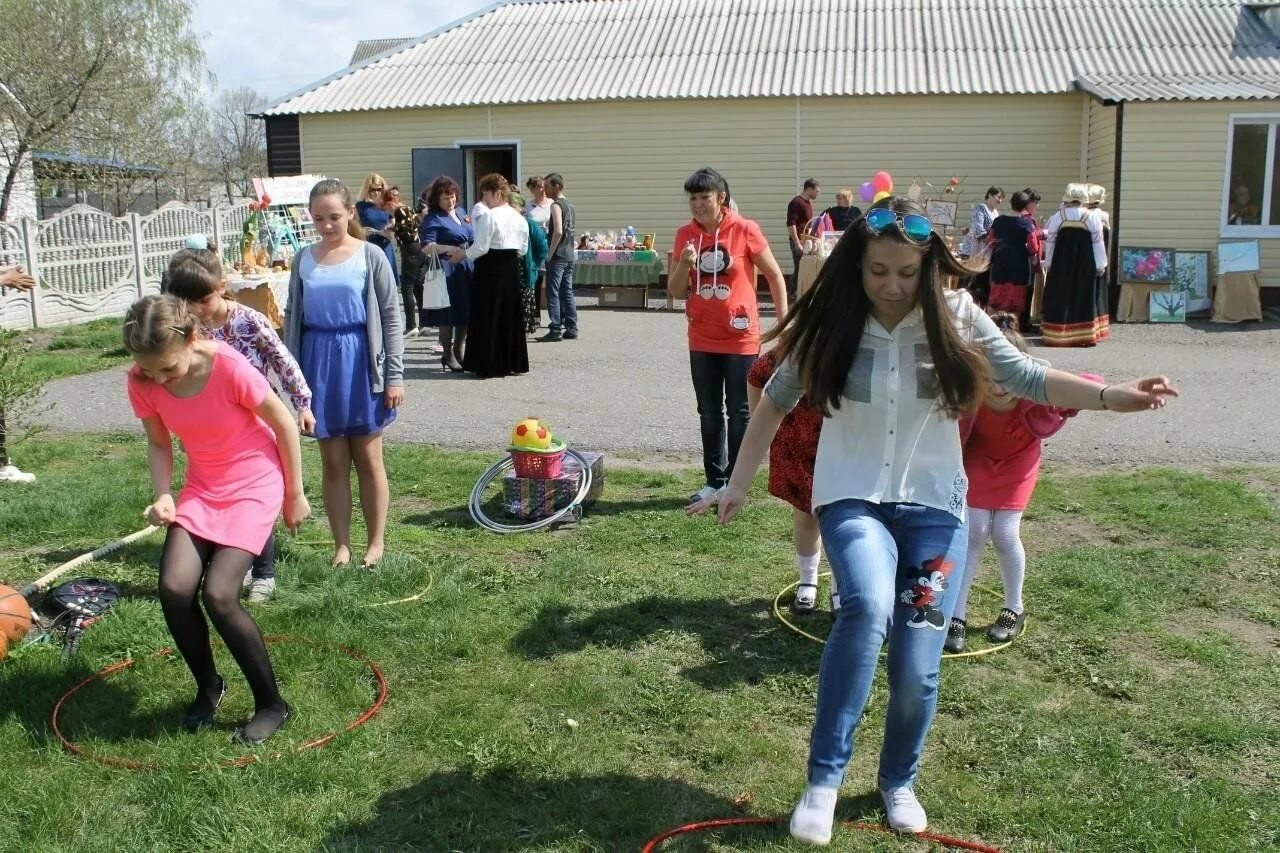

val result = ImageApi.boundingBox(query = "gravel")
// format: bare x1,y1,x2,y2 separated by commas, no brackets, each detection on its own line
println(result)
27,301,1280,471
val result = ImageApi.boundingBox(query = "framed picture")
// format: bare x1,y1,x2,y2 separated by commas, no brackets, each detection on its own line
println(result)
1120,247,1175,283
1217,240,1260,274
289,206,313,225
1172,251,1211,314
925,200,957,227
819,230,842,256
1149,290,1186,322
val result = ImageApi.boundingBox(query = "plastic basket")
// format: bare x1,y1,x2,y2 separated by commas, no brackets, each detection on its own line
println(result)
509,444,567,479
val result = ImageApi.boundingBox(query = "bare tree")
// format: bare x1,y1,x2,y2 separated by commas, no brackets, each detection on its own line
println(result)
211,87,268,202
0,0,203,220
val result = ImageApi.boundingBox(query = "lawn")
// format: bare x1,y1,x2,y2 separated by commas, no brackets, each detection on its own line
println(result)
0,436,1278,852
3,318,132,383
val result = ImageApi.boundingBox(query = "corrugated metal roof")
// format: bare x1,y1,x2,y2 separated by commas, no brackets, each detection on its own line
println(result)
348,38,414,67
1078,72,1280,102
264,0,1280,115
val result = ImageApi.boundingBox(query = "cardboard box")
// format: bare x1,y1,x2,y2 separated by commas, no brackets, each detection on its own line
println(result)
503,451,604,520
598,286,647,309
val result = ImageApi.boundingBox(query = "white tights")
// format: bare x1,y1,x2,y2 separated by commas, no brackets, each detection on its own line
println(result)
954,508,1025,621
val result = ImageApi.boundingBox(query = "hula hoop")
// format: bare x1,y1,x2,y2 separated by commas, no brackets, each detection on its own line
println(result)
468,448,593,534
20,525,161,598
642,815,1002,852
50,635,387,771
282,539,435,608
772,572,1025,660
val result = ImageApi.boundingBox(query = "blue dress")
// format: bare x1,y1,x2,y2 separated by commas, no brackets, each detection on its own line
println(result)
299,248,396,438
356,200,400,287
420,209,474,327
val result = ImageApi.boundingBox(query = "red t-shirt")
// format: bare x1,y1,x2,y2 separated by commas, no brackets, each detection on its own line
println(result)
674,209,769,355
787,195,813,234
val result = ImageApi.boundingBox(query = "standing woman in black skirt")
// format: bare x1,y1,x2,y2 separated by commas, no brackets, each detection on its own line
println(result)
462,173,530,378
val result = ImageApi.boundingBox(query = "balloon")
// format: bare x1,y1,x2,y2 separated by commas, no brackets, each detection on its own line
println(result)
872,171,894,193
872,190,891,203
859,181,876,203
261,192,272,206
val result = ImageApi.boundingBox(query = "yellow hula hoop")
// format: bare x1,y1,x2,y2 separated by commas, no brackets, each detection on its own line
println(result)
285,538,435,609
772,572,1025,660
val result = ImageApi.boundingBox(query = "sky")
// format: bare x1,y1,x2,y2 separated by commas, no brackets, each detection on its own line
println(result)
192,0,493,103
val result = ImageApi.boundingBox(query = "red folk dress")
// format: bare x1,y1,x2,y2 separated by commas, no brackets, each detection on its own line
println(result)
747,350,823,513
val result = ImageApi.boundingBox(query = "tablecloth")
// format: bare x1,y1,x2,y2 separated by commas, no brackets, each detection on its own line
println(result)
1212,271,1263,323
228,272,291,328
1116,281,1169,323
573,258,665,287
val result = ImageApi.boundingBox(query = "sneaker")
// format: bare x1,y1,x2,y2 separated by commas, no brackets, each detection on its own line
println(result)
943,617,967,653
987,607,1026,643
793,583,819,613
687,484,721,506
789,784,838,845
247,577,276,603
0,464,36,483
881,786,927,833
537,331,563,342
562,330,578,340
241,572,254,592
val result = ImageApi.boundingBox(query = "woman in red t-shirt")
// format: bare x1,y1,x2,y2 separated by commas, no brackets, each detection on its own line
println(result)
670,168,788,506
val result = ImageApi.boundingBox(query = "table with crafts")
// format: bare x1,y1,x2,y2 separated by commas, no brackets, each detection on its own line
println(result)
574,249,665,309
227,271,291,328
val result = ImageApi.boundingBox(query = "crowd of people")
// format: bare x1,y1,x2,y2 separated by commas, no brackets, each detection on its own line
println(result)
0,167,1182,843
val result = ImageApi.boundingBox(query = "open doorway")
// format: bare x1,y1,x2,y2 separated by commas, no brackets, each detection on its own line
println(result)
465,145,518,207
409,142,520,212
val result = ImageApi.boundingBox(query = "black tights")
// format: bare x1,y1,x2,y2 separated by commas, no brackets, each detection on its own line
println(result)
158,527,283,713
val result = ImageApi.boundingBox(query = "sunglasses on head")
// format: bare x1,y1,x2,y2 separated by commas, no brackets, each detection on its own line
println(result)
864,207,933,243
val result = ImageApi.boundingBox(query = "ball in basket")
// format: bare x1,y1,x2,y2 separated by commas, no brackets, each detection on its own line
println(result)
511,418,554,451
0,584,33,644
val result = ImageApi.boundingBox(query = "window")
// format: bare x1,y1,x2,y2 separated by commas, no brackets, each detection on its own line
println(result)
1222,116,1280,235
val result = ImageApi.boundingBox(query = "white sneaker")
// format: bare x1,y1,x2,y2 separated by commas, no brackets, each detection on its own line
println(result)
881,786,927,833
789,784,838,845
247,577,276,603
0,464,35,483
687,484,722,505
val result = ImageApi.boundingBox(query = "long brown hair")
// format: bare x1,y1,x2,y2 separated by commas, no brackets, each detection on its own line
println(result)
766,196,991,418
122,294,198,356
309,178,365,239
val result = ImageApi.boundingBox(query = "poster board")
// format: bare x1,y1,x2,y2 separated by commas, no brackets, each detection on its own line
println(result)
251,174,329,206
925,200,958,227
1217,240,1260,275
1120,247,1175,283
1172,251,1211,315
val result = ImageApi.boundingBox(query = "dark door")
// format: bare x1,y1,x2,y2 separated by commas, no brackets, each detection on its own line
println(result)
411,148,466,207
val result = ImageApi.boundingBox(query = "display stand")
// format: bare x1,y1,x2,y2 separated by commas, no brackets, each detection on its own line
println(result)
1211,271,1262,323
1116,281,1170,322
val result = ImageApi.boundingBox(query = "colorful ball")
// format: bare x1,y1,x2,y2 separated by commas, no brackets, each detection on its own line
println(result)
511,418,553,450
0,584,32,644
0,631,8,663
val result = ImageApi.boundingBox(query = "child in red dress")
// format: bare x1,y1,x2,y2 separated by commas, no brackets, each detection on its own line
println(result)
946,312,1100,652
745,349,836,611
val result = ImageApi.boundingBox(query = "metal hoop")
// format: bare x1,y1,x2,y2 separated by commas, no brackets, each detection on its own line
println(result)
468,449,594,534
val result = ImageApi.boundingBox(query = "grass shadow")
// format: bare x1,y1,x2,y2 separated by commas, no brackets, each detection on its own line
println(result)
511,597,822,690
0,660,139,747
321,767,751,852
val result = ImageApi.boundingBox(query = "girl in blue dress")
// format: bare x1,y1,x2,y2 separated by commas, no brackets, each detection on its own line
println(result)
420,175,474,373
284,179,404,570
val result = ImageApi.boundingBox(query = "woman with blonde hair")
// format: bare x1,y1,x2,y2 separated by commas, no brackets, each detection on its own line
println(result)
355,173,400,294
1041,183,1109,346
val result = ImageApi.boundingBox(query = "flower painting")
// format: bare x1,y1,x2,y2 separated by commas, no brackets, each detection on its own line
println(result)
1121,247,1175,284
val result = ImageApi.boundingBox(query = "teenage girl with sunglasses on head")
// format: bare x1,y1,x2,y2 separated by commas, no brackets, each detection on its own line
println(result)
698,198,1178,845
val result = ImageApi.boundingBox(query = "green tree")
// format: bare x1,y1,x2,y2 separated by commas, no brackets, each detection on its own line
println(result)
0,0,204,219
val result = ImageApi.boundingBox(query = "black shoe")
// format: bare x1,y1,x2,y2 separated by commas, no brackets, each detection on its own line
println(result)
537,331,563,342
231,702,292,746
987,608,1025,643
183,675,227,732
562,330,578,340
943,618,967,654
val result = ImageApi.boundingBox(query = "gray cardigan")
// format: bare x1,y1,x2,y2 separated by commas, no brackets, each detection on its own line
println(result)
284,242,404,393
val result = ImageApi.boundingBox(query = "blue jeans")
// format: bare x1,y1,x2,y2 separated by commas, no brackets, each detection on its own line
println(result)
808,499,966,790
545,258,577,335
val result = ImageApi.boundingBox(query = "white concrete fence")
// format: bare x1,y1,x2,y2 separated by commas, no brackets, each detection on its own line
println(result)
0,202,317,330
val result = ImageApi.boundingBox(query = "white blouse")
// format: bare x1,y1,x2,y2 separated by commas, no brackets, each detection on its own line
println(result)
765,290,1049,520
466,204,529,260
1044,207,1107,273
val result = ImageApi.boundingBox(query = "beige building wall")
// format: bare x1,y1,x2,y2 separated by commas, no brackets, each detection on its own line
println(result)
1086,99,1117,212
1119,100,1280,289
299,95,1085,267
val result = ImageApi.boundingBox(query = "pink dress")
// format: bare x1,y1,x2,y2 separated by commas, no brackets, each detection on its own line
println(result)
127,341,284,554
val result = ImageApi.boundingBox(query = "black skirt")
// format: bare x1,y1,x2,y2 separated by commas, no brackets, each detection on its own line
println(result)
1041,227,1109,347
463,249,529,378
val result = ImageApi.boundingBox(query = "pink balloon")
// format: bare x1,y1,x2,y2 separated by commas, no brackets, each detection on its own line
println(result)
859,182,876,203
872,171,894,193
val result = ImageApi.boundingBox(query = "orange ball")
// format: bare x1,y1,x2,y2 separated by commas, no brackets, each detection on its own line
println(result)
0,584,33,645
0,631,8,662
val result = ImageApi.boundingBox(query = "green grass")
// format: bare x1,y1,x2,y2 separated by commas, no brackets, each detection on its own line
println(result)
8,318,131,383
1,437,1278,852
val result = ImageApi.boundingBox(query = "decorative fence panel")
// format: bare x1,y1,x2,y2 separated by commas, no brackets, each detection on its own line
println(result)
0,201,319,330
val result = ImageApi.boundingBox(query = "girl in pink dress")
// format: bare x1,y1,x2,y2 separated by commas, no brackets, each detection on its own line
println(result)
947,312,1100,653
124,294,310,745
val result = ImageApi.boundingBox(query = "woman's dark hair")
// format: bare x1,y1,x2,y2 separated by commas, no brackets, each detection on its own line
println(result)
987,311,1028,353
426,175,462,212
525,175,545,191
164,244,223,300
309,178,366,239
766,196,990,419
683,167,732,206
1022,187,1041,203
477,172,511,202
1009,190,1034,212
986,186,1003,199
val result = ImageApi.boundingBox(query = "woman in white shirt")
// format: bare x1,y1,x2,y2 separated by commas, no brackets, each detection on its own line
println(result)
461,174,530,378
699,197,1178,845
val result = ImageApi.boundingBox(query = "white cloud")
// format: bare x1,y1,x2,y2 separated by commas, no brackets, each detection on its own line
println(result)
192,0,493,102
